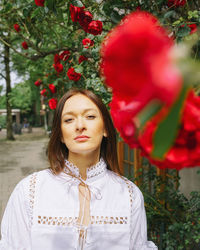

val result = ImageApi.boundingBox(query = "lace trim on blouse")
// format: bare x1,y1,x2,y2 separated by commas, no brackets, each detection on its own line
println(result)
64,157,107,180
29,172,37,226
37,215,128,226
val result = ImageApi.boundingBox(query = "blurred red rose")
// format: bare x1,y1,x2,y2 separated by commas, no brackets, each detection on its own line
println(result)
69,4,85,22
139,90,200,170
53,63,63,73
110,94,139,148
59,50,70,61
67,67,81,81
188,24,197,34
79,55,88,64
101,11,182,115
21,41,28,49
40,89,47,96
54,54,60,64
49,98,57,110
34,80,42,87
82,38,94,48
167,0,186,7
87,20,103,35
49,84,56,94
35,0,45,7
79,11,93,31
14,24,20,32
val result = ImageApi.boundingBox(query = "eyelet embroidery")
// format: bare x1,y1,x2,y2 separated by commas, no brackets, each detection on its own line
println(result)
29,173,37,226
87,158,107,179
38,216,78,226
91,216,128,225
37,215,128,226
64,157,107,180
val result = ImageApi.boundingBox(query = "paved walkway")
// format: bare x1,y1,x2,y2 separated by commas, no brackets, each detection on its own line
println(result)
0,128,49,226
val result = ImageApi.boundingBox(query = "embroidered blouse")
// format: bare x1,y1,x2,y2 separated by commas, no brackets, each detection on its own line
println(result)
0,158,157,250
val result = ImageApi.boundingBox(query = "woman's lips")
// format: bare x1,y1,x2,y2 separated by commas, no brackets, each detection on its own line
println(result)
74,136,90,142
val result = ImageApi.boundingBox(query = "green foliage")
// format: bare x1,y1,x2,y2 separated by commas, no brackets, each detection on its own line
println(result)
9,82,32,113
131,162,200,249
0,115,6,128
0,95,6,109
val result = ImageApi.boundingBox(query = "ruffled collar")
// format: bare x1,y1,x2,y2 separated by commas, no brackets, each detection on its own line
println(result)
63,157,107,182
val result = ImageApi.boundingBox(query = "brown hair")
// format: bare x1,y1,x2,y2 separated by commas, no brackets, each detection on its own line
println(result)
48,88,121,175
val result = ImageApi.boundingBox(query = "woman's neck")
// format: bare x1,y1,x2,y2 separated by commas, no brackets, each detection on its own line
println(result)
67,151,101,180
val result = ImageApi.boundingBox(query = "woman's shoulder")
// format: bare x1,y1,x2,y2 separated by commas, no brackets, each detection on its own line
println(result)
17,168,52,189
107,170,143,200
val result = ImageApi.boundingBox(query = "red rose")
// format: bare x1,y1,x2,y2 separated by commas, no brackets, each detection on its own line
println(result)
79,11,93,31
69,4,85,22
53,63,63,73
59,50,70,61
139,90,200,170
67,67,81,81
48,98,57,110
14,24,20,32
188,24,197,34
109,94,139,148
34,80,42,87
49,84,56,94
79,55,88,64
54,54,60,64
101,11,182,113
167,0,186,7
21,41,28,49
40,88,47,96
34,0,45,7
87,20,103,35
82,38,94,48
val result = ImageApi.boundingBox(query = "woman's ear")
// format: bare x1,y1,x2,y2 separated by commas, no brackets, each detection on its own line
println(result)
103,130,107,137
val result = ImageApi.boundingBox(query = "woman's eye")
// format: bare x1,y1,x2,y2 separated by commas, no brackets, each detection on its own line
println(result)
87,115,96,119
64,118,73,123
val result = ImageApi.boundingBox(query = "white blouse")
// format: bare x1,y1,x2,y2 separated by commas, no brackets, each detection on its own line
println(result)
0,158,157,250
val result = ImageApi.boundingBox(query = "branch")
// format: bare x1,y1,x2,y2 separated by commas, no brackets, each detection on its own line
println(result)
0,72,6,80
0,36,76,61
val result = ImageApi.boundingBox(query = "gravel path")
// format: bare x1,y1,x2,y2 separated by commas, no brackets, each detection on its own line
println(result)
0,128,49,226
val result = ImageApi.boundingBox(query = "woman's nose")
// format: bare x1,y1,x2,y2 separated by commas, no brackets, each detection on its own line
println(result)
76,117,86,131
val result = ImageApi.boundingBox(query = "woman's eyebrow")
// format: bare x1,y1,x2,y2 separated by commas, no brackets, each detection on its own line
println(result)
62,108,98,117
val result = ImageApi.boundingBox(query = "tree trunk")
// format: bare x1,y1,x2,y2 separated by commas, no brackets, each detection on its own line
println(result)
4,40,14,140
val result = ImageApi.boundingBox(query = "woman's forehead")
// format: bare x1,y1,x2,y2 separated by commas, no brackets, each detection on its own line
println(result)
62,94,100,114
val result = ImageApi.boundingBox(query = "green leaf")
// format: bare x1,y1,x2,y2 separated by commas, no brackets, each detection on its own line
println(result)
46,0,55,11
3,3,12,13
138,101,162,129
74,65,83,73
152,85,189,159
177,25,191,38
31,8,41,19
110,11,122,24
71,0,84,7
164,10,176,20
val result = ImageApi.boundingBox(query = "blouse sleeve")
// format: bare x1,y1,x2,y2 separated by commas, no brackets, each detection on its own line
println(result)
0,179,31,250
129,184,158,250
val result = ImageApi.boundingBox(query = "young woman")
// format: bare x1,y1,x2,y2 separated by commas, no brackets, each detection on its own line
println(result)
0,88,157,250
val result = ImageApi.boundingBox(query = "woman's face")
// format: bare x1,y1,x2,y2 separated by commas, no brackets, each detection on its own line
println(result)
61,94,107,156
